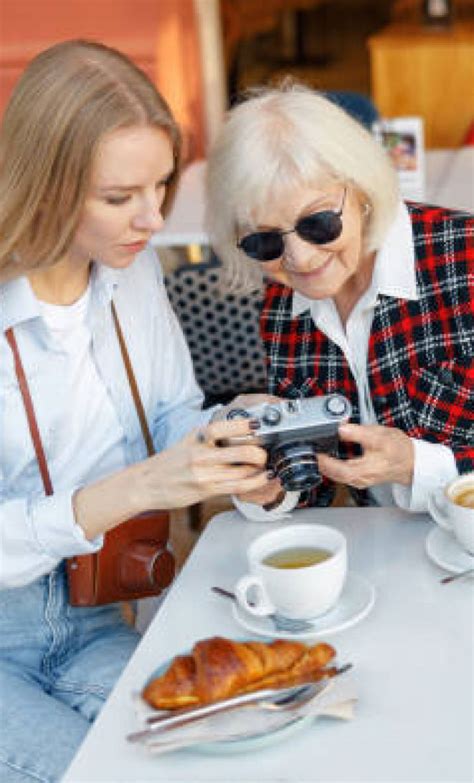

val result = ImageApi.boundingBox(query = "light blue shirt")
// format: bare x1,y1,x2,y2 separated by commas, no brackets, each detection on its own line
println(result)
0,248,210,587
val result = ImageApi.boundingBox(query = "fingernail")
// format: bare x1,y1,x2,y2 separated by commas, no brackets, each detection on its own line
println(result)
249,419,261,430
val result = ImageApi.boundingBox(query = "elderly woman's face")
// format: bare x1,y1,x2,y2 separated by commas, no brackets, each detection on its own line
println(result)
239,182,367,301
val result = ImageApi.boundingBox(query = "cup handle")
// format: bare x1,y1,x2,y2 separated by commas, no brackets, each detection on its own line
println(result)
235,575,275,617
427,488,453,532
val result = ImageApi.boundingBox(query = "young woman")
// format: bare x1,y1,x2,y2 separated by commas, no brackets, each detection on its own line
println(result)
207,82,474,512
0,41,277,782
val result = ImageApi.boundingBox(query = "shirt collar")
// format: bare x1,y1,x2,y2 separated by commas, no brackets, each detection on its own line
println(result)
0,276,41,332
291,201,418,318
0,262,121,333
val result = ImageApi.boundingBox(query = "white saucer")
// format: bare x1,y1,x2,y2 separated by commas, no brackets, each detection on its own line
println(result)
231,572,375,640
425,526,474,574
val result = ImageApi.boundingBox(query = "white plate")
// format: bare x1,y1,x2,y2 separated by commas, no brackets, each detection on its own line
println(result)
138,647,332,755
184,712,314,755
425,526,474,575
231,572,375,640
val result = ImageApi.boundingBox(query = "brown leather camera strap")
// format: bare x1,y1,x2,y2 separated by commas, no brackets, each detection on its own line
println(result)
5,328,54,496
5,300,155,497
110,301,155,457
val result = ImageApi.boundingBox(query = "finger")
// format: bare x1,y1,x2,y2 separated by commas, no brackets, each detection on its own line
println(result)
216,470,274,496
195,417,261,445
317,453,366,483
235,479,283,507
338,423,381,447
337,423,366,444
203,445,268,470
318,453,383,489
197,463,269,483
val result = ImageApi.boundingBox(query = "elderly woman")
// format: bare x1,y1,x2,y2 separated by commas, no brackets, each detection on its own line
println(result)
207,83,474,513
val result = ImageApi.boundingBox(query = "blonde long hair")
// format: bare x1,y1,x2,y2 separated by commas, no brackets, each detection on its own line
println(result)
0,39,181,279
206,82,399,291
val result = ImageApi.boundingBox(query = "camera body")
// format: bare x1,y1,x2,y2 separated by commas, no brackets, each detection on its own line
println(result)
223,394,351,492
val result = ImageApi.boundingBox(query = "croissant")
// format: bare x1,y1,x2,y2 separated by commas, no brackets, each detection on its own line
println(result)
142,636,336,710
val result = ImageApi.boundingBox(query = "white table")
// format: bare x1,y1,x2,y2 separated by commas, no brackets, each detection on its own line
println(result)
64,507,473,783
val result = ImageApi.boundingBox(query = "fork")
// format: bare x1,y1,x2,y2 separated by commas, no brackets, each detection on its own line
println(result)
211,586,318,634
128,679,331,743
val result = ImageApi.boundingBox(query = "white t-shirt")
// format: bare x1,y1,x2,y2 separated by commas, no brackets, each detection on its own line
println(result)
38,284,127,490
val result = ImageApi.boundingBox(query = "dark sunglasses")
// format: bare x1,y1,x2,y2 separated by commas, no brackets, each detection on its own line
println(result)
237,188,347,262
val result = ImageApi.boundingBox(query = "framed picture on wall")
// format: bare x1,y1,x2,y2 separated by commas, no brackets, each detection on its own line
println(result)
373,117,425,202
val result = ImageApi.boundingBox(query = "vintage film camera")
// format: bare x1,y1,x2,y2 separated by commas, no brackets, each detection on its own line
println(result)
222,394,351,492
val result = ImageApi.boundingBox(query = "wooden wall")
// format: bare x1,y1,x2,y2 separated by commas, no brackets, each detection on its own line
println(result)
0,0,206,161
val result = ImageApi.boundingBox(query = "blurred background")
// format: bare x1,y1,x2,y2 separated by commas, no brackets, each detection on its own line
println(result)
1,0,473,564
1,0,473,157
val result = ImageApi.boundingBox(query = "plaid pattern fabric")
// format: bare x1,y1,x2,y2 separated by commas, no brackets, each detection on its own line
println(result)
260,203,474,507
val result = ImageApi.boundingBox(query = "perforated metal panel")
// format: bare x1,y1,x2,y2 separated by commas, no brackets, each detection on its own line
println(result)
164,261,267,405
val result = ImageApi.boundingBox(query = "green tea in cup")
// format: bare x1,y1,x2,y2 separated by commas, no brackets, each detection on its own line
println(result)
263,546,332,570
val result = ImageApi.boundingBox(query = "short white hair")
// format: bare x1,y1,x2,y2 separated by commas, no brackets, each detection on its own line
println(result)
206,82,399,291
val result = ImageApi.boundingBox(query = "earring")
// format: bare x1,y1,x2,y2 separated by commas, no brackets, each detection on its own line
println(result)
363,203,371,217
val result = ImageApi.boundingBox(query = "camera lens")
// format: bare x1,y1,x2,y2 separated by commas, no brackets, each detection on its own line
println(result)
269,443,322,491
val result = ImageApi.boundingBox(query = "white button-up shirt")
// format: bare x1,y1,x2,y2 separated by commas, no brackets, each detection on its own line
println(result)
0,248,210,588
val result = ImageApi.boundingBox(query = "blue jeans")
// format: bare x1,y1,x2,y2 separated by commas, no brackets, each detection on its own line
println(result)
0,563,140,782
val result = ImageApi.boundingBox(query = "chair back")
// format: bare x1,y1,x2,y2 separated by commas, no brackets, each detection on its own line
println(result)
325,90,380,130
164,258,267,406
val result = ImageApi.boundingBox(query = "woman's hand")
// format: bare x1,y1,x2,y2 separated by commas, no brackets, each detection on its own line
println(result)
74,416,273,540
235,479,284,508
210,394,284,506
136,416,273,510
317,423,414,488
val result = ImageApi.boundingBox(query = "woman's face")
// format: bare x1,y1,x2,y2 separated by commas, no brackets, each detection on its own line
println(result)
69,125,174,269
239,182,368,301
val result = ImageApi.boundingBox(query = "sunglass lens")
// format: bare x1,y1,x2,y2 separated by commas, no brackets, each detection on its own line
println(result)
240,232,284,261
297,211,343,245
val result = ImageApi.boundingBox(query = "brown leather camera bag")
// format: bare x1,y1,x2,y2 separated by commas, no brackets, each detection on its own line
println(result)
5,302,175,606
66,509,175,605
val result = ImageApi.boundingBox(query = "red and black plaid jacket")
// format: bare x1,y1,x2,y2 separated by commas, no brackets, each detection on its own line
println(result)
260,203,474,506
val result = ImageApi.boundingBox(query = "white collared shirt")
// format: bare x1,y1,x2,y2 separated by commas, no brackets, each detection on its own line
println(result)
0,247,211,588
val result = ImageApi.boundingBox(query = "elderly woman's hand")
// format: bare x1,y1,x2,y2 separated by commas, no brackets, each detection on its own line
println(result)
317,423,414,488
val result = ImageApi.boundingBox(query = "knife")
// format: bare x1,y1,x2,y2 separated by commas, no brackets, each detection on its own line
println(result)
127,681,324,743
127,665,351,743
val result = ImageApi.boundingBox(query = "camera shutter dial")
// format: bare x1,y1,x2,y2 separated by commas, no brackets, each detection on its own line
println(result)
324,394,349,417
262,405,282,426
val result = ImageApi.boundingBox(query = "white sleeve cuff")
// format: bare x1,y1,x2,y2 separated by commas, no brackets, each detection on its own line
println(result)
392,438,458,513
31,488,104,559
232,491,300,522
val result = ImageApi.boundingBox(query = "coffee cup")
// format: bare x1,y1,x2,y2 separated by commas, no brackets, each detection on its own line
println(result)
234,524,347,620
428,472,474,555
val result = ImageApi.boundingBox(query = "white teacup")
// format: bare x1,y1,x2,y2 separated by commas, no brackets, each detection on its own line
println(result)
235,524,347,621
428,473,474,555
